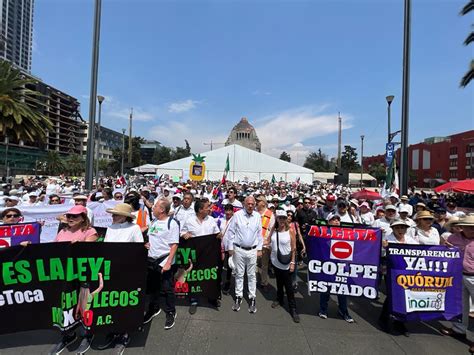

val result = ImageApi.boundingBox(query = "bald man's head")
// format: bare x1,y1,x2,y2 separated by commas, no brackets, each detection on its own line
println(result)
244,196,256,214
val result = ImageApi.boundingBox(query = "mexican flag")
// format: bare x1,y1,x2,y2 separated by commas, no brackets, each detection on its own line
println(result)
221,154,230,184
382,157,399,197
271,174,276,184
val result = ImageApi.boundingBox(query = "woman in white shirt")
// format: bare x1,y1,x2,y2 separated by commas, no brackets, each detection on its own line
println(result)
104,203,144,243
411,211,440,245
100,203,143,351
270,209,299,323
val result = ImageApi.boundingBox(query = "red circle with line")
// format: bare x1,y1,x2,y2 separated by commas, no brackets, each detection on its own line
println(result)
0,239,10,248
331,241,353,259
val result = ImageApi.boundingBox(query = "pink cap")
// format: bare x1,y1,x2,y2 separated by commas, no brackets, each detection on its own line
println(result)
67,205,87,215
360,202,370,209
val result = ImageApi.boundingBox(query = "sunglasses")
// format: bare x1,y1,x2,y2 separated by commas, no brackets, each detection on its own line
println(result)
420,218,433,220
5,214,20,218
115,195,123,199
66,214,81,219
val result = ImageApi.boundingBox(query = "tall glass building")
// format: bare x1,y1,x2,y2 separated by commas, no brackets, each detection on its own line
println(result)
0,0,34,73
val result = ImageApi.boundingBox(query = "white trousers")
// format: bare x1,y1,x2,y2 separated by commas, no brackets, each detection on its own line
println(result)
234,246,258,299
452,275,474,341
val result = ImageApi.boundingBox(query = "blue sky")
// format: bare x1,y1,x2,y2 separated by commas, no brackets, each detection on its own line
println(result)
33,0,473,164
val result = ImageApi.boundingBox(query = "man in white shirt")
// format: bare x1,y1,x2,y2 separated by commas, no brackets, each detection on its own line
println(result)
174,192,196,225
227,196,262,313
372,205,398,238
222,187,243,209
397,195,413,216
181,198,221,314
327,201,356,224
144,198,179,330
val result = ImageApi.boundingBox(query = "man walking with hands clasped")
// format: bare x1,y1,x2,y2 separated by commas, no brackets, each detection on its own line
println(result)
227,196,262,313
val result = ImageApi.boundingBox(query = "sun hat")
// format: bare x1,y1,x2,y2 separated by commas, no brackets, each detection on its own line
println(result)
385,204,397,211
390,218,410,228
66,205,88,215
414,211,434,220
73,195,88,200
5,196,20,202
398,205,411,214
445,216,461,228
106,203,135,218
360,202,370,209
275,209,287,217
329,214,341,221
173,193,183,200
457,215,474,227
390,193,399,200
349,199,359,207
400,195,409,201
416,202,427,208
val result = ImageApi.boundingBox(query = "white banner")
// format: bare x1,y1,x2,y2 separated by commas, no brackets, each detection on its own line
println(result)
87,200,121,228
18,204,70,243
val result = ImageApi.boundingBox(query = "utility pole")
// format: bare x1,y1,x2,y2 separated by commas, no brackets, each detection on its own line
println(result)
337,112,342,170
95,95,105,181
121,128,126,176
85,0,102,190
386,95,395,143
400,0,411,196
360,135,365,188
128,108,133,165
203,141,225,151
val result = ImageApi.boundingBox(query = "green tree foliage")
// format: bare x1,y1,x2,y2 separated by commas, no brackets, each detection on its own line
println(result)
66,154,84,176
341,145,360,172
460,1,474,87
279,151,291,162
0,61,53,142
152,145,172,164
304,149,334,172
171,140,192,160
368,163,386,183
45,151,65,175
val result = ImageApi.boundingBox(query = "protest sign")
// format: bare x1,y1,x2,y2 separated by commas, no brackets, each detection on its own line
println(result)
0,222,41,248
174,234,221,299
0,242,147,334
386,244,462,321
306,221,382,299
20,204,70,243
87,200,120,228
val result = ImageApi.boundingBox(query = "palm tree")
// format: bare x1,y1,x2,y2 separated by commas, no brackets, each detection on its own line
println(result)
460,1,474,87
0,60,52,141
66,153,85,176
45,151,65,176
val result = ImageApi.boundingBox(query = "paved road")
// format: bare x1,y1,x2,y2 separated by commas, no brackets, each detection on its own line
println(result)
0,271,469,355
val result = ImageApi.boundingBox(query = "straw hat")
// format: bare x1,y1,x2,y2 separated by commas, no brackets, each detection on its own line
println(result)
445,217,461,228
414,211,434,220
73,195,88,200
390,218,410,228
106,203,135,218
457,215,474,227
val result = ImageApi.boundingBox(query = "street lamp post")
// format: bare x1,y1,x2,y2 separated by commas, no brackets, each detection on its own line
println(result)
95,95,105,182
386,95,395,143
4,136,9,177
121,128,126,176
360,135,365,188
400,0,412,196
85,0,103,190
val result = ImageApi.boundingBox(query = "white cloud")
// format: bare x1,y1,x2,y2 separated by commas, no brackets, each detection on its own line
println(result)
255,105,353,150
108,107,154,122
168,99,199,113
81,95,156,122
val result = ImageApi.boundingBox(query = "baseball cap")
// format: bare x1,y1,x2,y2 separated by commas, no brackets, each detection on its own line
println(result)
398,205,410,214
385,205,397,211
66,205,87,215
275,209,287,217
326,194,336,202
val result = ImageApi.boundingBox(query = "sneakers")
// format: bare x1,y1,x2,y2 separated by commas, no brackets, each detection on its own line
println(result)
143,308,161,324
75,336,93,354
189,304,197,315
338,310,355,323
232,297,242,312
318,312,328,319
49,333,77,355
291,310,300,323
164,312,177,330
96,333,121,350
248,298,257,313
113,334,130,355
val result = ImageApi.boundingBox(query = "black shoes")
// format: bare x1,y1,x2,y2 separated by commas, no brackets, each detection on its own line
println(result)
143,308,161,324
164,312,177,330
49,333,77,355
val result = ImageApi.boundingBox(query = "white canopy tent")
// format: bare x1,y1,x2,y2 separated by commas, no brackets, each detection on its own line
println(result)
154,144,315,183
313,171,377,185
132,164,160,173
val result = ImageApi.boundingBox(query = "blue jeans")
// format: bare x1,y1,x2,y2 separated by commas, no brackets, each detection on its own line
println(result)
319,292,349,315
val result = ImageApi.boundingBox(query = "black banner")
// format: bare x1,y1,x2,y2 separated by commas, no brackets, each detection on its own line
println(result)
0,242,147,335
174,234,221,300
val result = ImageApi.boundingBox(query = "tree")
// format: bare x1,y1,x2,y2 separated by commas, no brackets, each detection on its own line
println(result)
0,61,53,141
279,151,291,162
112,136,145,171
152,145,172,165
368,163,386,183
45,151,65,175
172,140,192,160
341,145,360,172
460,1,474,87
304,149,333,172
66,154,84,176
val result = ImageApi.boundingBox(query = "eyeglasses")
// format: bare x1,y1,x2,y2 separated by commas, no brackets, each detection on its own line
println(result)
66,214,81,219
5,214,20,218
115,195,123,199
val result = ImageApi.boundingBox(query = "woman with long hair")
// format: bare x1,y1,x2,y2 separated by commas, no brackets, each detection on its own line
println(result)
270,209,299,323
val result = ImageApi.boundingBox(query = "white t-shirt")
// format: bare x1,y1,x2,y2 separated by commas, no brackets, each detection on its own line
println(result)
173,205,196,225
360,212,375,225
181,215,220,237
385,232,419,245
410,227,440,245
148,217,180,265
222,199,243,208
104,222,144,243
372,217,393,238
270,229,292,271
